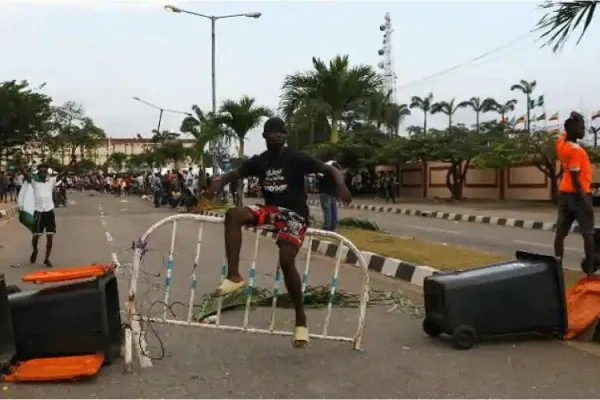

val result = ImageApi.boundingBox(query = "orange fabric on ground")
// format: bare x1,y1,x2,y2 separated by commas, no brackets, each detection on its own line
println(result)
2,354,104,382
565,276,600,340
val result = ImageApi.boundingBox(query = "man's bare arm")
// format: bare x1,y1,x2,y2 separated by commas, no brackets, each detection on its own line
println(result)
215,169,243,191
314,163,345,188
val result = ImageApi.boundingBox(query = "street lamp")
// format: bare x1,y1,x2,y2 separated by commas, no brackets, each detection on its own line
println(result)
132,96,192,134
163,4,261,116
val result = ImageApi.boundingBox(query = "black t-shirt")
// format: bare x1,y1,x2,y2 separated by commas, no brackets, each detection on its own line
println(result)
238,148,321,220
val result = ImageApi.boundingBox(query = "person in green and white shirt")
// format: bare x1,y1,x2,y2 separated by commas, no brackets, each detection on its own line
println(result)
20,160,74,267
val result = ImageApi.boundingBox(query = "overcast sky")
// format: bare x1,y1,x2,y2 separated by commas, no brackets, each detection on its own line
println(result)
1,0,599,156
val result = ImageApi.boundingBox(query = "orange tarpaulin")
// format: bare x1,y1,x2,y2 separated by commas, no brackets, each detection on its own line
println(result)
21,264,114,284
565,276,600,340
2,354,104,382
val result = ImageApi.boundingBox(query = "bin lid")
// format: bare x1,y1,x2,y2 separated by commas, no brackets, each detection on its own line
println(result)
21,264,115,284
2,354,104,382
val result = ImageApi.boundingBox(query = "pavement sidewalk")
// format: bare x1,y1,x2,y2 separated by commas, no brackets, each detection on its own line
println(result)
307,196,567,233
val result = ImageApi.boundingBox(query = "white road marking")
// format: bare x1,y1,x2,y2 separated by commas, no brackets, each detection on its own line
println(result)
120,208,128,212
513,240,582,253
120,199,130,203
98,201,152,368
404,224,459,235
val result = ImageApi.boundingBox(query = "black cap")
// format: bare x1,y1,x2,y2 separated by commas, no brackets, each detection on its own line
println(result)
263,117,287,134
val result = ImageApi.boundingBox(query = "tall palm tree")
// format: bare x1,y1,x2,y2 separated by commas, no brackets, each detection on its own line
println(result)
431,98,466,129
510,79,537,132
457,97,496,133
535,1,597,53
219,96,271,207
491,99,518,123
219,96,272,159
180,105,233,171
409,93,434,133
281,55,382,144
151,130,179,143
384,103,411,137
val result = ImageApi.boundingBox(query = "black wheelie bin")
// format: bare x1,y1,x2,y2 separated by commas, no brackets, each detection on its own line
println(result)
422,251,567,350
8,270,122,363
0,274,17,373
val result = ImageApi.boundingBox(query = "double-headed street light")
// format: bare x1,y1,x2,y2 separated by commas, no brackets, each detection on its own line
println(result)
163,4,261,116
132,96,192,134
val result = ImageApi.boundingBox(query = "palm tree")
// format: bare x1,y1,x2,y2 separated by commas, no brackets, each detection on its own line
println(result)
281,96,326,146
151,130,179,143
219,96,272,159
220,96,272,207
409,93,434,133
281,55,382,144
510,79,537,132
431,98,466,129
457,97,496,133
180,106,233,169
535,1,597,53
384,103,411,137
491,99,519,123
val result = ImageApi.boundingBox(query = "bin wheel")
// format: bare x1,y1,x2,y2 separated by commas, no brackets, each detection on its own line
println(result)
451,325,477,350
422,319,442,338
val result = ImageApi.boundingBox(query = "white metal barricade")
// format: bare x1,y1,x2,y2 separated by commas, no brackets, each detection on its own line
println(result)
123,214,370,372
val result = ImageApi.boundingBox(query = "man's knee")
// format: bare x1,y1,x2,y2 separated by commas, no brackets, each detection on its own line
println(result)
224,207,255,226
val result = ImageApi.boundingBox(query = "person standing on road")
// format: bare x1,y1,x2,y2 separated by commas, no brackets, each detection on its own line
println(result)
204,116,352,348
555,111,595,274
318,160,342,231
13,171,23,199
21,160,74,267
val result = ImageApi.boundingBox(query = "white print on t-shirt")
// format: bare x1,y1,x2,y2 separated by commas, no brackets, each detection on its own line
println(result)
264,168,287,193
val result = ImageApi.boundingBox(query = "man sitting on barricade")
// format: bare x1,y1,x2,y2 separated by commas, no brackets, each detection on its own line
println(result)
204,116,352,348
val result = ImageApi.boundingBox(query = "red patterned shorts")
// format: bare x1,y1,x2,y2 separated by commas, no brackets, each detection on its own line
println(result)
247,205,307,248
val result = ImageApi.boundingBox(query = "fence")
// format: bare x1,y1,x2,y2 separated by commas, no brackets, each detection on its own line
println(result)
122,214,371,371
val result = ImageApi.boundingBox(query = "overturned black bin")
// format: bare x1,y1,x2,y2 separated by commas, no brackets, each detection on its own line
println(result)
0,274,17,373
422,251,567,350
9,270,122,363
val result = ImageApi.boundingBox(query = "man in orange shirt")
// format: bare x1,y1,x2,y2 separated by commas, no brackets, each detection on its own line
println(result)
555,111,595,274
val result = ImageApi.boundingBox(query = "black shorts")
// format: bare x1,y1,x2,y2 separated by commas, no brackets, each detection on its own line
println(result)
556,192,595,235
33,210,57,235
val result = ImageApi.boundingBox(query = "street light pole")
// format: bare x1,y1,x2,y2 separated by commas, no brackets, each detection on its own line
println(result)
157,109,164,133
211,17,217,116
132,96,191,135
164,4,261,172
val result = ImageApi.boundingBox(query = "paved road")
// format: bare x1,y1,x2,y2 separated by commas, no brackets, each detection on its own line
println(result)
307,204,586,270
2,193,600,398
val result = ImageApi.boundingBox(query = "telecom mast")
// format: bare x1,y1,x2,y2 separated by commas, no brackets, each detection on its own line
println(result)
378,13,397,106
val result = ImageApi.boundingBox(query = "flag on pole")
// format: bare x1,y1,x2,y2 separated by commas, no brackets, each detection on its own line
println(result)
509,116,516,125
537,113,546,121
529,99,536,109
548,112,559,121
516,115,526,124
536,95,545,107
592,110,600,120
